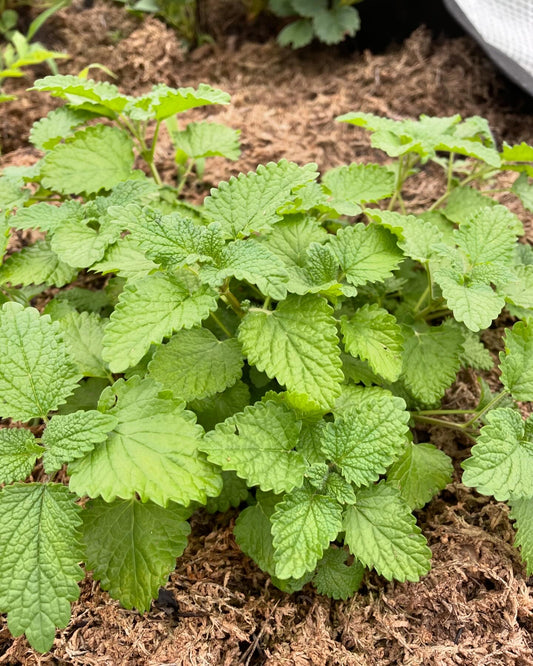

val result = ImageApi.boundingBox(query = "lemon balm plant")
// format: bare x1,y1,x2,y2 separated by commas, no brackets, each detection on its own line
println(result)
0,78,532,652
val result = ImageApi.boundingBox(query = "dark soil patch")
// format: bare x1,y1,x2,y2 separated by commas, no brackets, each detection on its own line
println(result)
0,1,532,663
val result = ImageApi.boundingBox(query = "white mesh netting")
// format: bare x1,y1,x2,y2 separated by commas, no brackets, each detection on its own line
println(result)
452,0,533,77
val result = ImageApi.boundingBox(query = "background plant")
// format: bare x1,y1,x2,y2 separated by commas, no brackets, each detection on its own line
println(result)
0,80,532,652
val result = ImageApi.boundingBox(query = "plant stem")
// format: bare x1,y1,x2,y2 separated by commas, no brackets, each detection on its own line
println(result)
416,408,477,416
209,311,233,338
175,161,195,196
462,389,510,428
411,414,477,440
221,283,245,318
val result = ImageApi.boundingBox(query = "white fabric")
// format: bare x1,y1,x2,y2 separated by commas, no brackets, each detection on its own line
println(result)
452,0,533,77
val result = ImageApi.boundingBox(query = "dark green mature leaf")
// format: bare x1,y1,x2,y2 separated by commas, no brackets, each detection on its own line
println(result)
234,491,280,575
82,498,191,612
0,483,83,653
509,497,533,574
313,547,364,600
0,240,78,288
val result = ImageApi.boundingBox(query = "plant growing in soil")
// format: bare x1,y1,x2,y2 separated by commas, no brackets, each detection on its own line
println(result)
0,80,532,652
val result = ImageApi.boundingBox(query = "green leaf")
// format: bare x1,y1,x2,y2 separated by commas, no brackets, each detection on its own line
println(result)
0,483,83,653
238,294,343,409
52,309,109,378
321,393,409,486
0,239,78,288
501,141,533,176
0,428,43,484
40,125,135,195
50,218,122,269
400,321,463,405
455,205,521,264
509,497,533,575
149,327,243,401
271,484,343,579
341,304,404,382
277,18,314,48
312,6,360,45
443,187,497,224
31,75,131,116
365,209,442,263
42,410,118,473
102,271,218,372
200,400,305,494
234,490,279,575
56,377,109,415
435,267,505,331
82,497,191,612
205,470,250,513
11,200,84,233
29,107,94,151
387,442,453,509
170,121,240,160
125,206,225,269
322,164,394,215
501,265,533,312
91,236,159,280
291,0,327,17
313,547,364,600
204,160,319,238
127,83,230,122
451,322,493,370
68,376,222,507
328,224,403,287
512,173,533,212
343,482,431,581
500,319,533,401
0,303,81,421
462,408,533,501
0,177,30,214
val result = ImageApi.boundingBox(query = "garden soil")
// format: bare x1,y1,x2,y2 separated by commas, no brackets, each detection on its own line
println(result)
1,1,533,664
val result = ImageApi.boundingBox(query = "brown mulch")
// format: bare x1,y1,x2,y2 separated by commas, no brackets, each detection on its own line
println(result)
1,1,533,663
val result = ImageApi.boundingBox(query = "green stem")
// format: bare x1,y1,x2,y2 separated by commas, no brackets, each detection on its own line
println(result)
210,311,233,338
263,295,272,310
446,152,455,192
428,164,496,212
175,161,195,196
463,389,510,428
221,284,245,318
412,414,477,441
416,408,477,416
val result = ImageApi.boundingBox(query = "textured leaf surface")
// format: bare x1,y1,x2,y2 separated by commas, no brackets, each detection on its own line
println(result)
0,303,80,421
500,319,533,401
238,294,343,409
149,327,243,401
82,498,191,612
42,410,117,473
271,484,343,578
0,483,83,652
387,442,453,509
277,18,314,48
462,408,533,501
443,187,497,224
29,107,93,151
365,209,441,263
322,164,394,214
328,224,402,287
204,160,319,238
40,125,134,195
69,376,222,507
54,309,108,378
31,75,130,114
343,482,431,581
509,498,533,575
205,471,250,513
0,240,77,288
50,218,121,269
313,547,364,600
321,393,408,486
0,428,43,484
341,304,404,382
312,6,360,44
200,400,305,494
190,380,251,431
11,200,84,233
102,271,218,372
455,205,521,264
400,322,463,405
170,121,240,160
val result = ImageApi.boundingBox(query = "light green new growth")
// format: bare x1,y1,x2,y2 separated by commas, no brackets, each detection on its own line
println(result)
500,319,533,401
201,400,305,494
271,483,343,579
238,294,343,409
82,498,191,612
149,327,243,401
0,428,43,484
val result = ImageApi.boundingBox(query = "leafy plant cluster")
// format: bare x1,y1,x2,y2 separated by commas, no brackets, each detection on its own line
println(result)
268,0,362,48
0,0,68,103
0,75,533,653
